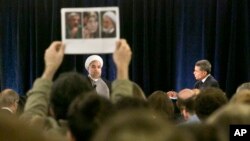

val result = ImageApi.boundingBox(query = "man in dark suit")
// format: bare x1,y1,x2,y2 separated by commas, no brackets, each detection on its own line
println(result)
167,59,219,99
167,59,219,121
0,89,19,115
193,59,219,89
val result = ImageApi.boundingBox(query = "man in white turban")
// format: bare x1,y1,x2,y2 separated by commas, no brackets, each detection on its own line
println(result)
85,55,110,99
102,11,116,38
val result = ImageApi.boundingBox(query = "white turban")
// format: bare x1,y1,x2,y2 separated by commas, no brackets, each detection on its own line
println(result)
85,55,103,70
103,11,116,24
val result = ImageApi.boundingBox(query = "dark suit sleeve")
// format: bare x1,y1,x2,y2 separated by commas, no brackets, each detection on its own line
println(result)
203,75,220,88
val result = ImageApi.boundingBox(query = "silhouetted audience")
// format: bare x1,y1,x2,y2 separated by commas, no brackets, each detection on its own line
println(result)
148,90,175,122
0,89,19,115
67,91,115,141
92,109,176,141
4,38,249,141
177,88,200,125
206,103,250,141
195,87,228,121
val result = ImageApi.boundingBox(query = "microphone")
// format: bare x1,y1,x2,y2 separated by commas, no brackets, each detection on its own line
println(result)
93,84,97,88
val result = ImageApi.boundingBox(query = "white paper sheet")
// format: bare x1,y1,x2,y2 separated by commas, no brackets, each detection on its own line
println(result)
61,7,119,54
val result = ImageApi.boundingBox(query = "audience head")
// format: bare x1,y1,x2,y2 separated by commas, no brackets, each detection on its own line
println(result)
195,87,228,121
92,109,177,141
85,55,103,79
177,88,197,120
0,112,63,141
236,82,250,93
178,123,226,141
148,90,175,121
115,96,148,111
50,71,94,120
230,90,250,104
178,88,196,100
206,103,250,141
193,59,211,80
67,91,114,141
0,88,19,114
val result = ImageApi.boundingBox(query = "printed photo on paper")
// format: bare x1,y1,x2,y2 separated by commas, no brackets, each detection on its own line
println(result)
61,7,119,54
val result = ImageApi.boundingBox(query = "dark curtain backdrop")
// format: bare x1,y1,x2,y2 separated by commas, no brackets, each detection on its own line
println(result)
0,0,249,98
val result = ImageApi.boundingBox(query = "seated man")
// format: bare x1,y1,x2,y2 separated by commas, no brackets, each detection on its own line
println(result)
193,59,219,89
167,59,219,99
85,55,111,99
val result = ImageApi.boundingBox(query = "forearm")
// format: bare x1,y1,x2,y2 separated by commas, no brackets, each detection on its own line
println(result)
116,67,129,80
22,78,52,118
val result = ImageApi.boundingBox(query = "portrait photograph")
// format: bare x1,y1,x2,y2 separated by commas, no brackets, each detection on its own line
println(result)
82,11,100,39
65,12,82,39
61,7,119,54
101,11,117,38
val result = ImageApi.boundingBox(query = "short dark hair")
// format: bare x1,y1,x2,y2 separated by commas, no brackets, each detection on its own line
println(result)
50,71,94,120
115,96,148,111
148,91,175,121
195,60,211,74
67,92,114,141
195,87,228,121
177,95,196,114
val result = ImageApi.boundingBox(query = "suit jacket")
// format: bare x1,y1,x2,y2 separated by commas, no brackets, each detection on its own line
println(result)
194,75,219,89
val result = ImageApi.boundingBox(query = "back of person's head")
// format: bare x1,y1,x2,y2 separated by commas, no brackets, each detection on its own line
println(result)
195,59,211,74
92,109,181,141
195,87,228,121
177,89,196,114
67,91,114,141
178,124,226,141
0,112,63,141
236,82,250,93
206,103,250,141
115,96,149,111
132,82,147,100
0,89,19,107
230,90,250,104
50,71,94,120
148,90,175,121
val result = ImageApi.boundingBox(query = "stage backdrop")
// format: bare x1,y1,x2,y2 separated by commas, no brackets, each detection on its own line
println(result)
0,0,249,98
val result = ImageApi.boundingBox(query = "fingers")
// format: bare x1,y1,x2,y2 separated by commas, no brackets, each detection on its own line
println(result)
115,39,131,54
58,43,65,55
115,40,121,50
49,41,64,51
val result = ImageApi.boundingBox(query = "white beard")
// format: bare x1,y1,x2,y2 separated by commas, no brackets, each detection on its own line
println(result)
102,27,114,33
